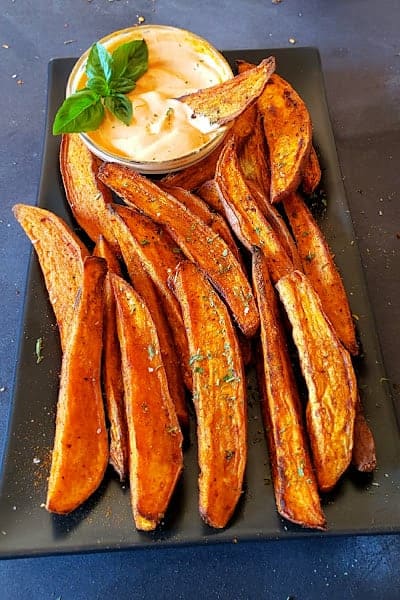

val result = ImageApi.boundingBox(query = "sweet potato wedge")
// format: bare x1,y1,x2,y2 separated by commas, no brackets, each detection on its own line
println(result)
60,134,118,253
247,180,302,272
197,179,225,214
177,57,275,128
46,256,108,513
99,164,259,338
112,204,192,391
161,144,222,191
283,192,358,355
252,250,325,530
111,273,183,531
171,261,246,528
258,73,312,203
108,206,189,426
215,136,293,282
93,237,129,480
352,396,377,473
13,203,89,351
162,185,244,269
238,113,271,199
302,146,322,196
276,270,357,492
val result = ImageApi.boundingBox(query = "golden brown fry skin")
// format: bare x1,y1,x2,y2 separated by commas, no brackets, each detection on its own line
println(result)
161,144,222,191
46,256,108,514
283,192,358,355
108,207,189,427
352,396,377,472
177,57,275,127
276,270,357,493
60,134,119,253
171,262,247,528
13,204,89,351
252,251,326,530
238,113,271,199
111,274,183,531
162,185,244,269
113,204,192,391
258,73,312,203
99,163,259,338
302,146,322,196
215,136,293,282
247,180,302,272
93,237,129,481
197,179,225,214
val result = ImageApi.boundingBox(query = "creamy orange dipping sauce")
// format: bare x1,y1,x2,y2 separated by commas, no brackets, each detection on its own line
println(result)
73,27,233,163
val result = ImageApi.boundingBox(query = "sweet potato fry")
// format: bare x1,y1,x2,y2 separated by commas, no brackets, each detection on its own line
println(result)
197,179,225,214
215,136,293,282
238,113,271,198
111,273,183,531
252,250,325,529
247,180,302,272
108,206,189,426
302,146,321,196
283,192,358,355
99,164,259,338
352,396,377,472
93,237,129,480
171,261,246,528
276,270,357,492
258,73,312,203
46,256,108,514
162,185,244,269
161,144,222,191
177,57,275,128
113,204,192,390
13,204,89,351
60,134,118,253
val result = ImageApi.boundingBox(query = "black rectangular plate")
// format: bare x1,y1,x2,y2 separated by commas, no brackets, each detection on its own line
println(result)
1,48,399,559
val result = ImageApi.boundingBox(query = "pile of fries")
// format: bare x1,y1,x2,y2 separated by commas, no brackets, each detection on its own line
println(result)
13,57,376,532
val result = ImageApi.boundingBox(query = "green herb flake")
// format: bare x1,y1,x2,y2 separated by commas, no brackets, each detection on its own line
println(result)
305,252,315,263
225,450,235,462
222,368,240,384
140,238,150,246
147,344,156,360
194,366,204,374
189,352,204,366
172,246,182,254
222,248,228,257
35,337,44,364
166,425,179,435
297,462,305,477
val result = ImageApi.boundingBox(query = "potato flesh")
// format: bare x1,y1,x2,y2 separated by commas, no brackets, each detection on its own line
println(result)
215,136,293,282
253,250,325,529
93,237,129,481
12,204,88,351
172,262,246,528
177,57,275,127
98,163,259,338
283,192,358,355
276,270,357,492
111,274,183,530
46,256,108,513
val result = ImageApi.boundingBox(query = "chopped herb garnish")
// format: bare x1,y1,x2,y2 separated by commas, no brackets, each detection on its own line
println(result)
189,352,204,366
297,463,305,477
35,337,44,364
147,344,156,360
225,450,235,462
194,366,204,374
140,238,150,246
222,368,240,383
172,246,182,254
305,252,315,262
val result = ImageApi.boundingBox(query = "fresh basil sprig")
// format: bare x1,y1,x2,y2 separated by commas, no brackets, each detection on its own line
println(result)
52,39,148,135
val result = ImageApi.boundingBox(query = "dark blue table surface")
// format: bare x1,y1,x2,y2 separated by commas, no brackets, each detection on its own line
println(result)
1,1,400,598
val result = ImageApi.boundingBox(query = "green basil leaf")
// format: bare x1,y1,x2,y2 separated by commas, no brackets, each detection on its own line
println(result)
86,75,109,96
111,39,148,86
86,42,112,83
109,77,136,95
105,94,132,126
52,89,104,134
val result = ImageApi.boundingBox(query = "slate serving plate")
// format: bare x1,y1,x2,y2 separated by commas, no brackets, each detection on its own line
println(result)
1,48,399,559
